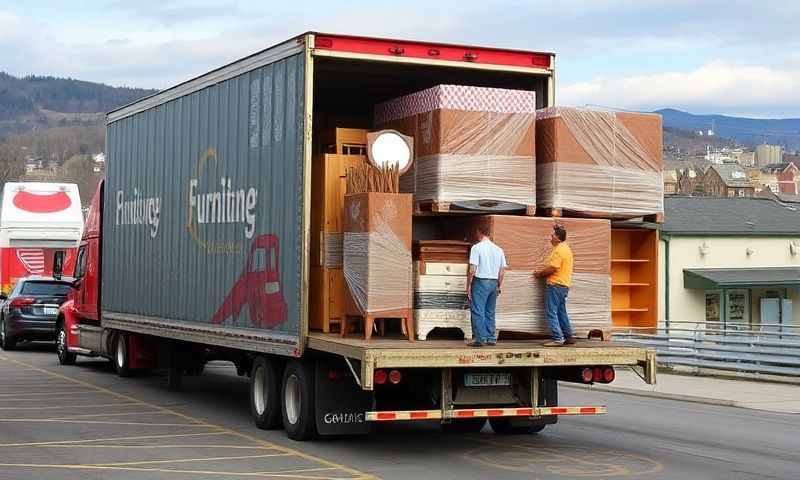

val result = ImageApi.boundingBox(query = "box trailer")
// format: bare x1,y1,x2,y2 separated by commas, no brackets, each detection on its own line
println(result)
0,182,82,294
56,32,656,440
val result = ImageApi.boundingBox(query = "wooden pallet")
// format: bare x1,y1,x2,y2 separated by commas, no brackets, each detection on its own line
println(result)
538,207,664,224
414,201,536,216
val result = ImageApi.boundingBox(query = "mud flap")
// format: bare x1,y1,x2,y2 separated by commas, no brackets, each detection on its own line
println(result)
314,359,373,436
511,376,559,429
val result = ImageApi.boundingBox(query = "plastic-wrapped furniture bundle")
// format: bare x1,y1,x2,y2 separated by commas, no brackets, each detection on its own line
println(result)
453,215,611,336
375,85,536,213
413,241,472,341
536,107,663,220
342,193,414,340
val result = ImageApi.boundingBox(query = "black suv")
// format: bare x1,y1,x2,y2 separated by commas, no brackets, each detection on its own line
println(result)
0,276,73,350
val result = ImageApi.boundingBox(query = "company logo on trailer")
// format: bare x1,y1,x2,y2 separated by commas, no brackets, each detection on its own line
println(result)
116,188,161,238
187,148,258,250
12,190,71,213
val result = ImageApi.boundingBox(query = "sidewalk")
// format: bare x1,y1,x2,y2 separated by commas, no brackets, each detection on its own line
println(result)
562,369,800,414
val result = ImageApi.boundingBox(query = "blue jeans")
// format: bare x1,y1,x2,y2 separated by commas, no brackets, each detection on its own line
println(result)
545,284,573,342
470,278,498,343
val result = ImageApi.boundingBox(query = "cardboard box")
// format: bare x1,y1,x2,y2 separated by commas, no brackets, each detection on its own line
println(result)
375,85,536,210
536,107,664,219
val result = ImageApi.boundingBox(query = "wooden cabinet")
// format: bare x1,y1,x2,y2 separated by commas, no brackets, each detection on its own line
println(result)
611,228,658,328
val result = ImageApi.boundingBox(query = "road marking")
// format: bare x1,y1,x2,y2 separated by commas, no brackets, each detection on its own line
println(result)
0,418,210,427
89,453,293,467
0,355,375,480
53,410,178,420
0,402,141,410
0,431,229,448
0,390,92,397
31,444,275,450
0,463,359,479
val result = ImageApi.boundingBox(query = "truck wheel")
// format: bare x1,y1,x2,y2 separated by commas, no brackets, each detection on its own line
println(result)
489,417,547,435
282,360,316,441
250,356,281,430
56,323,76,365
441,418,487,433
0,317,16,351
114,333,132,377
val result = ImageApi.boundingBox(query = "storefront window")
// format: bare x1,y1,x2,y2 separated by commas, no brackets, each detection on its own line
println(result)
726,289,749,325
705,291,721,327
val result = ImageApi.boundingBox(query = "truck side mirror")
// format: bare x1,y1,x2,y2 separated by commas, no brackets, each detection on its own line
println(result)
53,251,65,280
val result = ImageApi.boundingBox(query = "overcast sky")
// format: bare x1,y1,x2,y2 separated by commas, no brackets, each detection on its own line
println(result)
2,1,800,118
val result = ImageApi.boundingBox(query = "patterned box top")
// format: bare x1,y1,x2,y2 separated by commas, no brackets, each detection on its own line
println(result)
375,85,536,125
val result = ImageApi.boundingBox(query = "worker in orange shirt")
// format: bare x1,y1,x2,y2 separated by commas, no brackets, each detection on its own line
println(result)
534,224,575,346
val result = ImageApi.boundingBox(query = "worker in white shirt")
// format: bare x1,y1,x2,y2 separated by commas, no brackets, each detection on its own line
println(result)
466,224,507,347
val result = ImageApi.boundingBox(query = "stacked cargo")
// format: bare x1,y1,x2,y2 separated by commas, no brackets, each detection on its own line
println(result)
413,241,472,341
375,85,537,214
451,216,612,337
535,107,664,221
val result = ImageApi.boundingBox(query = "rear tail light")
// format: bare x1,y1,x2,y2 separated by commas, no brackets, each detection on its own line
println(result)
10,297,35,308
389,369,402,384
592,367,603,383
374,369,388,385
327,369,344,381
581,367,593,383
603,367,615,383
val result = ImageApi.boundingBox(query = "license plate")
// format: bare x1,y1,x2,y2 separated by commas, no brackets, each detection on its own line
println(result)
44,307,58,316
464,373,512,387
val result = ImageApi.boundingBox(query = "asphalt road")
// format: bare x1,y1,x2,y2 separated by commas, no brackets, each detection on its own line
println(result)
1,343,798,480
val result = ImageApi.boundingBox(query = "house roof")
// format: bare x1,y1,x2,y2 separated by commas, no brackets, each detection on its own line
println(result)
684,267,800,289
662,196,800,236
708,164,752,188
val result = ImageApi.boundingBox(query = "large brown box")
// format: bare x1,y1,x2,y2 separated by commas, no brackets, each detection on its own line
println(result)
536,107,663,219
452,215,611,336
343,193,413,316
375,85,536,210
454,215,610,274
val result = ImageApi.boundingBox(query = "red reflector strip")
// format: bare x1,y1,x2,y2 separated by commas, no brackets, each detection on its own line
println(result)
366,406,606,422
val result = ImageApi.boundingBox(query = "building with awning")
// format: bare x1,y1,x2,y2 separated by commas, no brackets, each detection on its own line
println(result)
660,196,800,327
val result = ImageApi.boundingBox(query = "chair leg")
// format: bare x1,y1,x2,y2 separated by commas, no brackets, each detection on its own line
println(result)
339,317,348,337
365,316,374,341
404,317,415,342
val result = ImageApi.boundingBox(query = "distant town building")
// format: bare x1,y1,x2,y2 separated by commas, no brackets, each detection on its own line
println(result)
755,144,783,167
703,164,754,198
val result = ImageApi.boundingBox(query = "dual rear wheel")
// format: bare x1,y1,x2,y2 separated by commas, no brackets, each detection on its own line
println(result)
250,357,316,440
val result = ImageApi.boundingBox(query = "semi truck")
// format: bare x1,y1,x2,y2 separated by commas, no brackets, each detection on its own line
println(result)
0,182,82,294
55,32,657,440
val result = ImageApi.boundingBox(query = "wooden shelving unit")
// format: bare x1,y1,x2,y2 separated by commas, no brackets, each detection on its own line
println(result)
611,228,658,328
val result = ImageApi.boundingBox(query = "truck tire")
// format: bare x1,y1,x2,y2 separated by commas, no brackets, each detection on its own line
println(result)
114,333,132,377
441,418,487,433
56,322,76,365
281,360,316,441
250,356,282,430
0,317,16,351
489,417,547,435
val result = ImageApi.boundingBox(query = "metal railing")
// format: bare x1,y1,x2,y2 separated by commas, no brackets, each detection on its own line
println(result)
613,321,800,377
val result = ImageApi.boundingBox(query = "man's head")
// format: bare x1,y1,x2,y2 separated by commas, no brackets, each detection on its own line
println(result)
551,224,566,246
475,224,490,241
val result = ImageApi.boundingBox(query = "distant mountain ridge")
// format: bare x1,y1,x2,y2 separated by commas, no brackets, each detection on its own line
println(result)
656,108,800,151
0,72,156,138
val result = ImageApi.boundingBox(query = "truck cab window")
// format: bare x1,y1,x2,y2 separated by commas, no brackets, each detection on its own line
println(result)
74,246,87,279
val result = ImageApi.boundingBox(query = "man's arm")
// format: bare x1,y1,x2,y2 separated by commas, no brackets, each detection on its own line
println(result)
467,264,476,301
498,267,505,293
534,265,556,278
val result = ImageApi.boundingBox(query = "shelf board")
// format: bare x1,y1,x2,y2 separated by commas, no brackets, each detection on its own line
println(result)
611,308,649,312
612,283,650,287
611,259,650,263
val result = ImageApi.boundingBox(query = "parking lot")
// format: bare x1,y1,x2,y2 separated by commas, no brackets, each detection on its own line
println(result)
0,346,368,480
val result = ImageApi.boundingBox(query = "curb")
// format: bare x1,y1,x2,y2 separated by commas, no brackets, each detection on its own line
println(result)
559,382,738,408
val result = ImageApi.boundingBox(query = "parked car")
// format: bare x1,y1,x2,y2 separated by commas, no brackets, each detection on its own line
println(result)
0,276,73,350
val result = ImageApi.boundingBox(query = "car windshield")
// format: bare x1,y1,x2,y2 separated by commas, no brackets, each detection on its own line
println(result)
20,282,71,296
